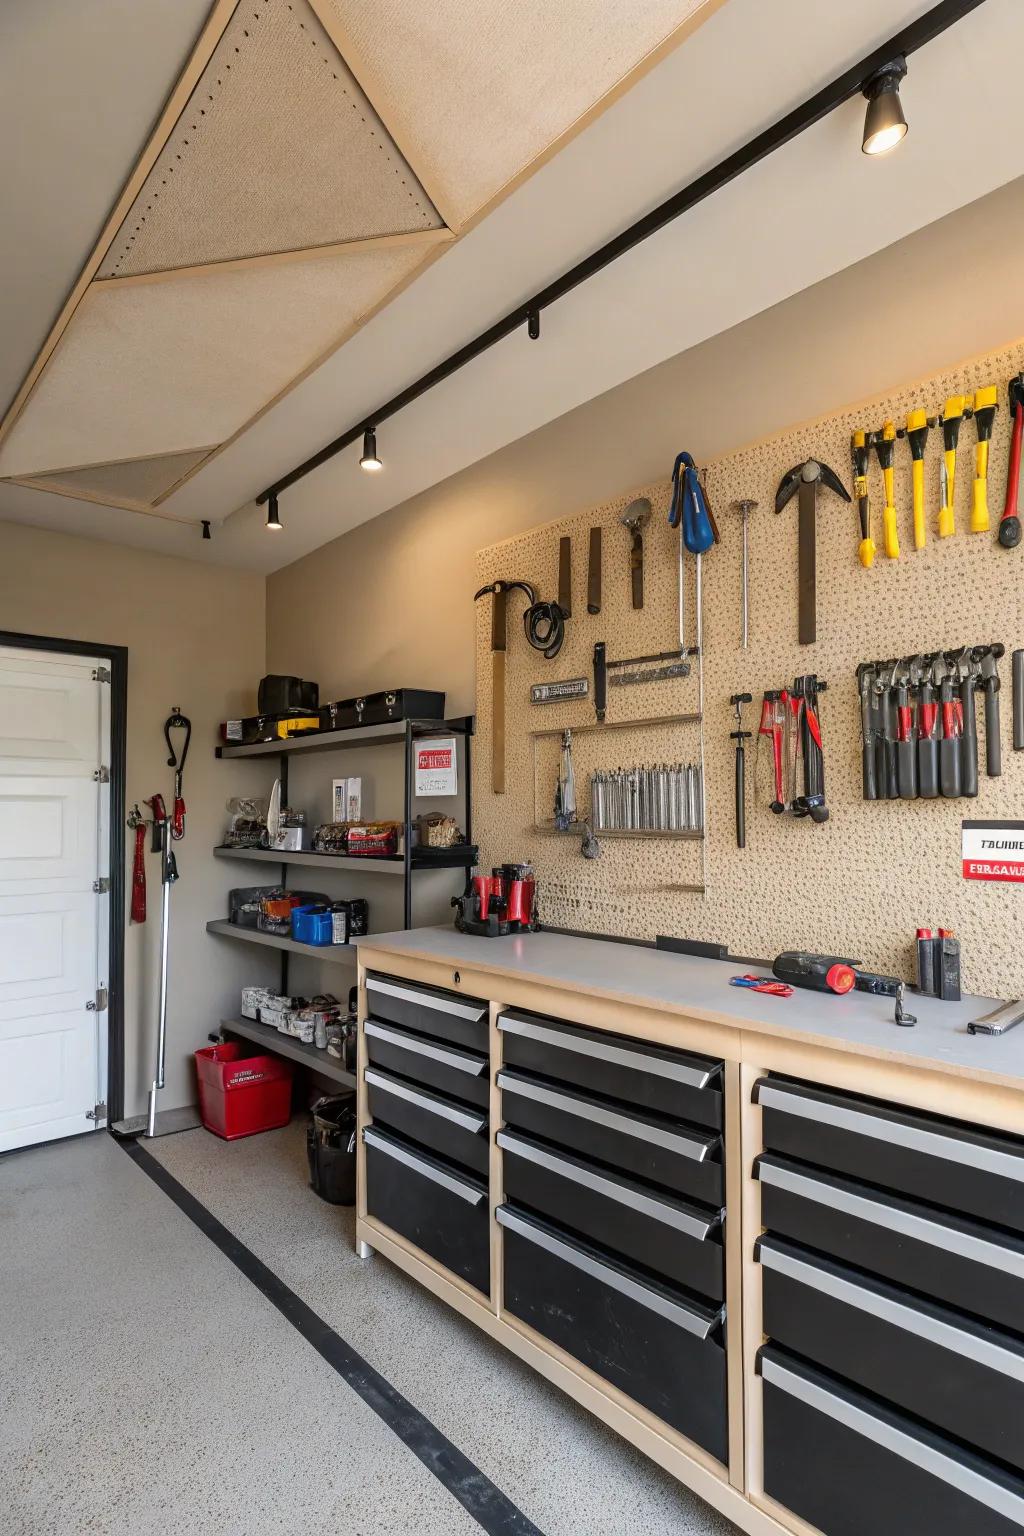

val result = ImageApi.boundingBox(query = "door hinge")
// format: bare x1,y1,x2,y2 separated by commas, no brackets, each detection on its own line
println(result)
86,987,109,1013
92,666,111,683
92,877,111,894
92,766,110,783
86,1102,107,1123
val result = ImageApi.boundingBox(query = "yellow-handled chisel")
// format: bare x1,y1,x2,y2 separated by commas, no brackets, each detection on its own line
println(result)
906,409,929,550
851,430,875,568
970,385,999,533
874,419,899,559
939,395,965,538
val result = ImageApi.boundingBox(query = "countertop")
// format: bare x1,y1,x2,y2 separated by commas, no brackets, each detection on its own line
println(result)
357,926,1024,1092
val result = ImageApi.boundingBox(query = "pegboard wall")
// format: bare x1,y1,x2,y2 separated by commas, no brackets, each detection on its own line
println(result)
474,336,1024,997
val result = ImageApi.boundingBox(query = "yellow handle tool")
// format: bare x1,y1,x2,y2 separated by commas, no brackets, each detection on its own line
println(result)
939,394,965,538
874,419,899,558
851,430,875,567
970,385,999,533
906,409,929,550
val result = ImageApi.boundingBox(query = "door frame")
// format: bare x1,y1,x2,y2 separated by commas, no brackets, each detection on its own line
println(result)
0,629,128,1125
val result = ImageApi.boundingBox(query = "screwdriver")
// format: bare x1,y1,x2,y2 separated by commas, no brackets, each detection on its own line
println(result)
913,656,939,799
970,386,999,533
939,660,962,798
874,420,899,559
851,431,875,568
939,395,965,538
905,409,929,550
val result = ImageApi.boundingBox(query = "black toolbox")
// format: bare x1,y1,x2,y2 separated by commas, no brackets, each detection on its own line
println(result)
319,689,446,731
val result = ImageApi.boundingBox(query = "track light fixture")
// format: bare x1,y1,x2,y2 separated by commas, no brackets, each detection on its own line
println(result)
360,427,383,472
862,56,908,156
266,493,282,530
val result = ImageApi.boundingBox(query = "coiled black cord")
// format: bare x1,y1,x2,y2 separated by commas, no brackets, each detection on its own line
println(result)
523,599,566,660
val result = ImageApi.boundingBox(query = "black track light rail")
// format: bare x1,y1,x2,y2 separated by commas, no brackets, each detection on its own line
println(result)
257,0,986,506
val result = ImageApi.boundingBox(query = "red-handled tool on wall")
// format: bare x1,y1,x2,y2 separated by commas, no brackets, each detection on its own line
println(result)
999,373,1024,549
164,707,191,840
757,690,786,814
128,804,147,923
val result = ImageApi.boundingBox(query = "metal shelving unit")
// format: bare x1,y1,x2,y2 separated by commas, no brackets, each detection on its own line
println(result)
220,1015,356,1088
213,845,474,873
206,918,359,962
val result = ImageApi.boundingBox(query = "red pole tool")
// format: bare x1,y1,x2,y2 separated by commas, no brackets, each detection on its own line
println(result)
128,804,147,923
998,374,1024,549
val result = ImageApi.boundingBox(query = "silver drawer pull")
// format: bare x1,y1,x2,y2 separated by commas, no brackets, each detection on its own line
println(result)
758,1083,1024,1185
366,1019,487,1075
497,1071,713,1161
759,1241,1024,1383
365,1069,487,1133
497,1206,721,1339
498,1013,714,1088
368,976,486,1024
497,1130,717,1239
363,1127,485,1204
758,1159,1024,1280
761,1354,1024,1525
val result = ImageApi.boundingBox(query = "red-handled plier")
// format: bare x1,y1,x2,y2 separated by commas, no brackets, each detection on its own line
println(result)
729,973,794,998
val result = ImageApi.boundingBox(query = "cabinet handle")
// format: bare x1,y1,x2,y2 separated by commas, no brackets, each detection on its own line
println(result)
365,1020,486,1075
497,1206,722,1338
758,1239,1024,1382
368,976,486,1024
757,1083,1024,1184
363,1127,486,1204
497,1131,717,1239
497,1071,714,1161
761,1353,1024,1526
365,1069,487,1133
757,1158,1024,1280
498,1013,715,1088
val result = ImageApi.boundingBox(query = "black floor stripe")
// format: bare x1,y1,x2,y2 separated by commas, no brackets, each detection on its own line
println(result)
123,1141,543,1536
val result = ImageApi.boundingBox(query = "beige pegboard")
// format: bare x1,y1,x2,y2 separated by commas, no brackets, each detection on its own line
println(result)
475,338,1024,996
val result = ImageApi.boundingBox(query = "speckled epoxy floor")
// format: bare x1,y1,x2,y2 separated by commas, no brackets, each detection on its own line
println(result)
149,1121,741,1536
1,1131,491,1536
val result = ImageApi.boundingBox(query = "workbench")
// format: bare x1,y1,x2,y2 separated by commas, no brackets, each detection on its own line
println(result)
354,927,1024,1536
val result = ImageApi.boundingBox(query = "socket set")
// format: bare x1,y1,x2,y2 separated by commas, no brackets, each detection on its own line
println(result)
590,763,703,836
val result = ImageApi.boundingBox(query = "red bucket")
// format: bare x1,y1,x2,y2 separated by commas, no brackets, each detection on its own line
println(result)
194,1041,293,1140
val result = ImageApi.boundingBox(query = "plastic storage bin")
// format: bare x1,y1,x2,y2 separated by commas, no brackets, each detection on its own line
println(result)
195,1041,293,1140
291,903,334,946
307,1093,358,1204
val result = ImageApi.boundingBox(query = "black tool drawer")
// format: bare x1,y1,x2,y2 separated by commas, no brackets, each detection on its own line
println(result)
365,1067,489,1176
363,1125,489,1294
498,1069,723,1206
498,1009,723,1129
499,1204,728,1463
758,1234,1024,1476
365,1019,489,1108
365,973,488,1051
757,1153,1024,1337
755,1075,1024,1235
498,1128,724,1299
760,1345,1024,1536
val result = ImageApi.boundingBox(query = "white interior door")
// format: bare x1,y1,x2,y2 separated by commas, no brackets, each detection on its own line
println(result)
0,646,109,1152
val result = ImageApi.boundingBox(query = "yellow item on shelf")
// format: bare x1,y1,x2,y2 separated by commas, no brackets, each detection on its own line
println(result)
970,384,999,534
939,395,966,538
874,419,899,559
851,430,875,569
905,409,929,551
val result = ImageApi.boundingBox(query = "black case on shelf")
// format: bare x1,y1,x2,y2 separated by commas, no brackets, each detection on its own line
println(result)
319,689,446,731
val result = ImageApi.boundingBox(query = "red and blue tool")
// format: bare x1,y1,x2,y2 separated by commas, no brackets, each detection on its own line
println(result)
729,974,794,998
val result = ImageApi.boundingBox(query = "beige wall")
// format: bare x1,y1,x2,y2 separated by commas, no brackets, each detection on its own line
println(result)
0,520,271,1117
267,179,1024,718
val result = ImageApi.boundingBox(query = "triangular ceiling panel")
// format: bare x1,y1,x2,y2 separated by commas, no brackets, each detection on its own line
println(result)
326,0,713,227
97,0,444,280
0,241,429,478
18,449,214,507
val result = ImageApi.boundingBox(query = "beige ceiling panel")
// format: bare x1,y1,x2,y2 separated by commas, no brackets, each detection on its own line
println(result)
0,242,428,478
98,0,443,280
19,449,215,506
326,0,713,227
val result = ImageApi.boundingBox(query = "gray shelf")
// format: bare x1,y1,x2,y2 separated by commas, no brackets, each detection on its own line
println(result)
217,716,471,759
221,1016,356,1088
206,918,358,963
214,845,475,873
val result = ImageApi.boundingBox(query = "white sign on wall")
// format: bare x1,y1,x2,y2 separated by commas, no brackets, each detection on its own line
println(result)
962,820,1024,883
415,737,458,797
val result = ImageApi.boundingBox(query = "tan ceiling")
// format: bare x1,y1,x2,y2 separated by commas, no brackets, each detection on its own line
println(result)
0,0,718,515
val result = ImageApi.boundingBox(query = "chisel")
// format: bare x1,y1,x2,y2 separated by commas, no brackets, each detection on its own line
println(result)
999,375,1024,549
874,421,899,559
851,432,875,568
939,395,965,538
939,661,962,797
970,386,998,533
915,657,940,799
894,663,918,799
905,409,929,550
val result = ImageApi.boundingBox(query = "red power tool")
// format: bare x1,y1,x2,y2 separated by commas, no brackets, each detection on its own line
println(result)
998,373,1024,549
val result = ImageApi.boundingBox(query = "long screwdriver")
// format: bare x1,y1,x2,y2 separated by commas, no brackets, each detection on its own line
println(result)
906,409,929,550
970,386,999,534
916,657,940,799
851,431,875,568
999,374,1024,549
874,420,899,559
939,395,965,538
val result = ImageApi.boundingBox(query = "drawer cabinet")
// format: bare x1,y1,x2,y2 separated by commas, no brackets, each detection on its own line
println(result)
363,1125,489,1294
757,1152,1024,1337
499,1204,729,1463
365,1066,489,1176
366,973,488,1051
498,1068,723,1206
758,1234,1024,1476
760,1345,1024,1536
365,1019,489,1108
498,1009,723,1129
499,1128,724,1299
755,1076,1024,1235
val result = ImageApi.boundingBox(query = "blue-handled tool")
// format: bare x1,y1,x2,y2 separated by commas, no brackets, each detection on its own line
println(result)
729,973,794,998
669,453,716,652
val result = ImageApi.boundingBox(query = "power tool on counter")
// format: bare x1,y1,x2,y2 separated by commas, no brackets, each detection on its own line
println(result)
453,863,538,938
772,951,902,997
